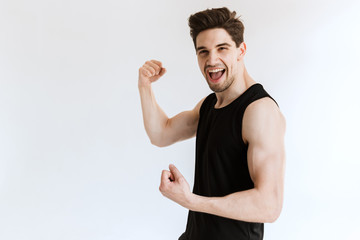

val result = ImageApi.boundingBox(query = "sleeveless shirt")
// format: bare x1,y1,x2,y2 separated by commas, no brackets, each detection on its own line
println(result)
179,83,277,240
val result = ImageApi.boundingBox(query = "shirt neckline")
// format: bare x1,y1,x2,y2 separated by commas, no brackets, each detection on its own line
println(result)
212,83,261,111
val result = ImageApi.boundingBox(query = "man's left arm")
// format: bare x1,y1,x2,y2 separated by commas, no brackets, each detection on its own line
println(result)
159,98,286,223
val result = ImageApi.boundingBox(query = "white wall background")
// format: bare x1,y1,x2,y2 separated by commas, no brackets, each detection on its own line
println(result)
1,0,359,239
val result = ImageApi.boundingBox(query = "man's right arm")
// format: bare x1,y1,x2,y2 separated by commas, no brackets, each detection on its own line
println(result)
138,60,204,147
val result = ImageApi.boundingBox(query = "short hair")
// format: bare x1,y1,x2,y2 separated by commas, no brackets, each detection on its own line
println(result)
188,7,245,48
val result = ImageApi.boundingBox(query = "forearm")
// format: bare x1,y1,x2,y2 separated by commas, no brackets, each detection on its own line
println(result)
188,188,281,223
138,84,169,146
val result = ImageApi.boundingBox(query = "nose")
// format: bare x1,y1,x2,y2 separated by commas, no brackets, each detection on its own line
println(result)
206,50,219,66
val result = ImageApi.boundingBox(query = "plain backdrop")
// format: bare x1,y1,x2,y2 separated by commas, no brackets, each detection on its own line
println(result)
1,0,360,239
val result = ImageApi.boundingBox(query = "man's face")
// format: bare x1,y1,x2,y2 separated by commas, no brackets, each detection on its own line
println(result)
196,28,242,93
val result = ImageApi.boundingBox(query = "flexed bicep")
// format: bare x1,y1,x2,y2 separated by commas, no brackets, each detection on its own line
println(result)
243,98,286,221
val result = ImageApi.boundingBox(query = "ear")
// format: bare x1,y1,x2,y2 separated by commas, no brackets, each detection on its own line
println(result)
237,42,247,61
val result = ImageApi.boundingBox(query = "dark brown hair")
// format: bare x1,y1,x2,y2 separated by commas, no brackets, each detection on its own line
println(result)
188,7,244,48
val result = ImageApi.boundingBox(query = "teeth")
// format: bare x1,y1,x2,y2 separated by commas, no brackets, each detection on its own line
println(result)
208,69,224,73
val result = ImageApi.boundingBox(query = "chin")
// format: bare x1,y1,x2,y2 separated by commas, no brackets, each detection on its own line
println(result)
208,77,234,93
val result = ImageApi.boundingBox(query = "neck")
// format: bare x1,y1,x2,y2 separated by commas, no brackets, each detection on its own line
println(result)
214,65,256,109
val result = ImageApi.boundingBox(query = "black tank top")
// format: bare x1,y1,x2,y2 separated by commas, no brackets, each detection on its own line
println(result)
179,83,277,240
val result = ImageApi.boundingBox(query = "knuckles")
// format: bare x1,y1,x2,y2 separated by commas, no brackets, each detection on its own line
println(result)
159,182,168,194
178,177,184,184
139,60,163,78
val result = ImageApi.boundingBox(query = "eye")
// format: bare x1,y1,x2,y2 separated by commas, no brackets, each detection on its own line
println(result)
219,47,227,51
198,50,208,56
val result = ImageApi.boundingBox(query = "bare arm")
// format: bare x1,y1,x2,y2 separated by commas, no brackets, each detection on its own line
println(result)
138,60,205,147
159,98,286,223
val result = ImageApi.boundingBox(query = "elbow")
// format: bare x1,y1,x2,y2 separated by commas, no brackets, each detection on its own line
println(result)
265,209,281,223
149,134,172,147
150,138,168,148
147,119,172,148
146,130,167,147
257,185,284,223
263,200,283,223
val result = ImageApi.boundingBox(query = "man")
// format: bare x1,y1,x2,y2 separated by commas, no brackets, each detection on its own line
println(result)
138,7,286,240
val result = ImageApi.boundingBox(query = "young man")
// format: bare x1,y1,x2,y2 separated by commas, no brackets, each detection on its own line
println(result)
138,7,286,240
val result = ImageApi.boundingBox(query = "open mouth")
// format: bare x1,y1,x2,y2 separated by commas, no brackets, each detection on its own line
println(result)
207,68,225,82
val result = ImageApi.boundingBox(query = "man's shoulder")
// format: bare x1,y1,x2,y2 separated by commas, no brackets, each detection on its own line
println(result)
247,96,278,113
242,97,285,143
245,96,284,125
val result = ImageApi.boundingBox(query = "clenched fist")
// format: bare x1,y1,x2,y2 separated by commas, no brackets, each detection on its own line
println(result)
138,60,167,87
159,164,193,209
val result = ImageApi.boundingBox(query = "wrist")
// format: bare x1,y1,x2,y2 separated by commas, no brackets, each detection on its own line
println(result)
186,193,201,211
138,82,151,90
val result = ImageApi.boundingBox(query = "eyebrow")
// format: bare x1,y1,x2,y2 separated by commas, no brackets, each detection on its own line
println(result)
196,42,232,52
